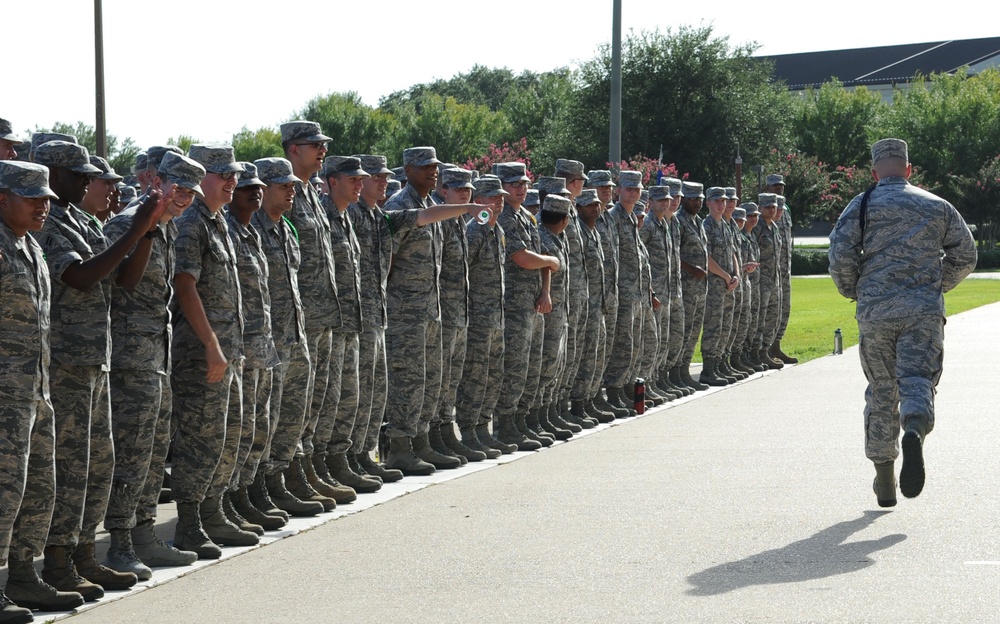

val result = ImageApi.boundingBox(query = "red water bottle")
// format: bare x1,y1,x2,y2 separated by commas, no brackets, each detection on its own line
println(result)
634,378,645,414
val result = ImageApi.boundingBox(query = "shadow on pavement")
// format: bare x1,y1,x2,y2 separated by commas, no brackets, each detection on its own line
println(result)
685,510,905,596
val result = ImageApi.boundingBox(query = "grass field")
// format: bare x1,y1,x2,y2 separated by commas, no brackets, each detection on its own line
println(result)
691,277,1000,364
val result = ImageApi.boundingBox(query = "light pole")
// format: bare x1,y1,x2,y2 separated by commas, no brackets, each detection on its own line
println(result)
94,0,107,157
609,0,622,169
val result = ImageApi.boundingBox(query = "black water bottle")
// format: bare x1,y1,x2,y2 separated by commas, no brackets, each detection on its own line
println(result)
634,378,646,415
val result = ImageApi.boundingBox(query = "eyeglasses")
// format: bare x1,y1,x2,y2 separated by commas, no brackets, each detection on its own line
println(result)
505,181,529,189
297,142,327,150
215,171,241,181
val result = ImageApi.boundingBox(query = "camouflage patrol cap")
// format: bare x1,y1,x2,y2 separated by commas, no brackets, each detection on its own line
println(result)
391,166,406,182
540,194,571,216
310,173,323,186
725,187,738,200
188,144,242,175
640,189,649,203
119,185,137,204
681,181,705,198
758,193,778,207
255,157,301,185
90,156,123,181
0,118,23,143
740,201,759,215
523,188,539,207
386,179,402,197
470,170,480,182
662,177,682,196
29,132,77,161
146,145,183,171
280,121,332,145
34,141,102,175
441,167,474,190
575,189,601,207
648,186,671,201
324,156,369,178
586,170,615,187
537,176,569,196
158,151,206,197
618,170,643,189
0,161,58,198
494,162,531,184
776,195,786,208
353,154,394,176
634,202,647,216
871,138,908,164
123,175,139,189
402,147,442,167
473,176,508,198
134,153,147,174
554,158,589,181
436,162,458,176
733,207,746,220
705,187,727,201
236,162,266,188
765,173,785,187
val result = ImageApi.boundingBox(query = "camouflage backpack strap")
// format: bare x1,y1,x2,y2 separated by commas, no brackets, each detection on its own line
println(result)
858,183,878,251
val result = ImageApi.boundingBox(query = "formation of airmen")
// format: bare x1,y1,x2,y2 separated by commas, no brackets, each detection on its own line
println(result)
0,117,797,623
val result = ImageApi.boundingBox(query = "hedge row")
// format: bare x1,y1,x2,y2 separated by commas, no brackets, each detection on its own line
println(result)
791,248,1000,275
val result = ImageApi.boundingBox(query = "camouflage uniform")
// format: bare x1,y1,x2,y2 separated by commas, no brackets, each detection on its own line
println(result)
829,173,976,462
559,213,589,407
724,215,745,360
495,202,545,422
635,230,657,382
436,213,469,427
32,198,114,550
250,210,309,473
701,214,737,361
573,214,606,401
736,217,759,357
454,219,505,428
383,184,444,438
225,212,279,488
676,209,708,368
595,210,620,389
753,214,782,352
604,203,646,388
663,217,685,370
537,220,570,407
171,198,244,503
639,209,671,377
0,216,55,565
776,204,793,341
102,209,175,531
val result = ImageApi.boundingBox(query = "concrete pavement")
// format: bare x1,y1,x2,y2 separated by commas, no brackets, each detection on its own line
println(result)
39,302,1000,623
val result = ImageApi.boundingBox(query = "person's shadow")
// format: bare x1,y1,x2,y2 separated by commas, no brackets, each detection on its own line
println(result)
686,510,905,596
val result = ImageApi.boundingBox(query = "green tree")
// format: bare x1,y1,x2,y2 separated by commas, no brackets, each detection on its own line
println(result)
791,80,887,168
166,134,199,153
33,121,142,175
388,93,513,165
231,126,284,162
295,92,400,161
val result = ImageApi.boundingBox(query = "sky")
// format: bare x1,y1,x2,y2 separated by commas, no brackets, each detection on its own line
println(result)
4,0,996,151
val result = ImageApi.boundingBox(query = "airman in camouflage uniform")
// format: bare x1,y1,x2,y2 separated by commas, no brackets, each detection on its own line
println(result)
171,144,253,557
676,181,709,392
32,141,161,597
454,176,507,457
0,161,84,616
753,193,783,370
700,187,740,386
640,186,676,400
536,195,573,431
603,171,647,411
658,178,689,397
766,174,797,364
829,138,976,503
722,187,752,379
0,118,23,159
102,152,205,577
736,203,765,373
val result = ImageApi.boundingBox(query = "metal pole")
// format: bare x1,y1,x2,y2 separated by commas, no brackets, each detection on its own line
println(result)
94,0,107,157
609,0,622,168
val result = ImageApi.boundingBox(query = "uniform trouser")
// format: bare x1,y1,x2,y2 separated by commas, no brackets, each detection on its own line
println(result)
3,399,55,563
300,327,333,456
680,276,707,366
858,315,944,463
755,280,781,351
321,331,359,457
744,278,762,354
596,304,618,392
237,367,274,487
437,325,468,426
733,277,753,354
604,299,641,388
637,301,660,379
725,284,744,356
385,319,443,438
105,370,165,531
0,399,55,565
495,309,544,420
267,341,312,472
171,357,238,503
455,325,504,428
206,362,243,499
702,277,735,361
46,365,112,548
664,294,685,369
559,300,588,402
776,271,792,341
538,312,568,406
572,299,602,401
303,329,349,457
136,382,171,527
352,327,386,454
653,296,671,372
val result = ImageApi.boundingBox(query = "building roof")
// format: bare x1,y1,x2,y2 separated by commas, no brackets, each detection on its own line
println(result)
761,37,1000,90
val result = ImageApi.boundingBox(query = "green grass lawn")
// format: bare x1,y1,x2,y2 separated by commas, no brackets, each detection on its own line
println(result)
690,277,1000,364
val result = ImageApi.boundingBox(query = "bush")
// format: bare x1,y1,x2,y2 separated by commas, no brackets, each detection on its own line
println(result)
976,249,1000,270
792,249,830,275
